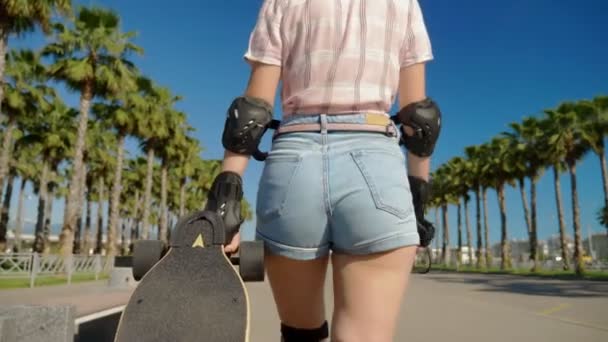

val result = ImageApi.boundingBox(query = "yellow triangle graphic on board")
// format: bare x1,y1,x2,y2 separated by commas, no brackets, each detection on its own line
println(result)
192,234,205,248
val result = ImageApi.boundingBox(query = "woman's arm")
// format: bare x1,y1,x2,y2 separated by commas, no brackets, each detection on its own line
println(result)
398,62,430,182
221,61,281,252
221,62,282,177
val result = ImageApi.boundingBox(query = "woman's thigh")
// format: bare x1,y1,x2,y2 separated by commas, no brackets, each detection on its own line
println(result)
265,253,330,329
331,246,417,342
326,132,420,341
255,132,332,329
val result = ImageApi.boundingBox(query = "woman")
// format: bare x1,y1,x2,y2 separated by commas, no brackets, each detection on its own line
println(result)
219,0,439,340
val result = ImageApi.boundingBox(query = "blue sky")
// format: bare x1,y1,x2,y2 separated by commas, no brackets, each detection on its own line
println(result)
8,0,608,247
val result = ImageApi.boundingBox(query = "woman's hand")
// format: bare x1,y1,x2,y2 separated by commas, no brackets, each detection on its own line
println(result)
224,232,241,254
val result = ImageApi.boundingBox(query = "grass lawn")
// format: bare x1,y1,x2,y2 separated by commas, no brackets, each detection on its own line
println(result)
0,273,109,290
429,264,608,281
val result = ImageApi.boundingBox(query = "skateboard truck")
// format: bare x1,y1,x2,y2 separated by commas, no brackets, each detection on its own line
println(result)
131,210,265,282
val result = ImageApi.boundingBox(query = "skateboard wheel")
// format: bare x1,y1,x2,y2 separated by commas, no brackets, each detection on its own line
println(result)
132,240,165,281
238,241,265,282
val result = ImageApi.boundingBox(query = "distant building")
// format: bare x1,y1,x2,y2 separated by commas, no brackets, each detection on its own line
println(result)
584,233,608,260
545,234,574,260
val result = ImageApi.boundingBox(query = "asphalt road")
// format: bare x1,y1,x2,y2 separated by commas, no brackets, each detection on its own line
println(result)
1,272,607,341
248,271,608,342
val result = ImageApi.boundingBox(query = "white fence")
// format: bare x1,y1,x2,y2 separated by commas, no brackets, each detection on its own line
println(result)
0,253,112,288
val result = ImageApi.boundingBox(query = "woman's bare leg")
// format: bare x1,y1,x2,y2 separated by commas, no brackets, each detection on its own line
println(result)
331,246,417,342
265,252,330,339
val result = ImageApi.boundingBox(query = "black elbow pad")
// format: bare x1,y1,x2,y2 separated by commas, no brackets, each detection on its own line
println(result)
222,96,274,156
393,98,441,157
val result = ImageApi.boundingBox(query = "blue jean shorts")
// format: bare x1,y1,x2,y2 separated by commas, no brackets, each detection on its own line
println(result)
255,113,419,260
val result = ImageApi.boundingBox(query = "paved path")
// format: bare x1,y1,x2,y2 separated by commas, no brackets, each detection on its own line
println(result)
0,281,133,317
2,272,607,341
247,271,608,341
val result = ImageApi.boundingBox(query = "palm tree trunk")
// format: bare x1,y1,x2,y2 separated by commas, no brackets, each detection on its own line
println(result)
457,201,462,267
434,207,440,263
567,161,584,275
553,165,569,270
13,178,27,252
475,188,483,269
73,164,88,254
465,198,473,266
598,148,608,211
0,172,14,251
141,148,155,239
73,216,82,254
121,219,128,256
518,177,532,245
0,117,16,205
159,163,168,244
43,186,55,255
94,178,105,254
497,184,511,270
33,161,49,254
131,190,140,244
179,178,186,217
83,193,92,255
60,81,93,257
530,179,539,272
441,204,450,266
482,187,491,268
0,24,8,116
108,134,126,258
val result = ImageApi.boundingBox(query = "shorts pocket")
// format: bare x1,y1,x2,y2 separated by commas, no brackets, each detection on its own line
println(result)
350,149,413,219
256,153,303,221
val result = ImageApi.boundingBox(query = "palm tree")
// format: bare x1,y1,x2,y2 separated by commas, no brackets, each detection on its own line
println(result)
156,111,188,244
0,168,15,245
577,96,608,229
10,136,39,252
85,120,116,254
430,164,452,266
504,117,546,271
483,137,516,270
0,126,23,251
19,98,75,253
532,110,570,270
43,6,143,256
544,102,590,275
598,205,608,231
92,77,150,257
1,51,53,251
446,157,467,266
137,85,179,239
465,145,487,269
123,157,147,245
174,137,202,217
0,1,72,189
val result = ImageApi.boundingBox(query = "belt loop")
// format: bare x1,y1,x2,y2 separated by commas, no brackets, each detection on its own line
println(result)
320,114,328,134
387,120,397,138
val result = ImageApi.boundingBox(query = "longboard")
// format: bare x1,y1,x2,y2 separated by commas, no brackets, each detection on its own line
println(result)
114,211,263,342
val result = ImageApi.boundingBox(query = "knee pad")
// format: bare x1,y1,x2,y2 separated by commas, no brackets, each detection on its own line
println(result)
281,321,329,342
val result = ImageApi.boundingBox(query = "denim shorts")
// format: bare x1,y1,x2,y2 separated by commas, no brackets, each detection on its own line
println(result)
255,113,419,260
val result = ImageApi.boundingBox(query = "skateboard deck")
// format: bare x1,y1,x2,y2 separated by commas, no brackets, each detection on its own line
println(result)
114,212,250,342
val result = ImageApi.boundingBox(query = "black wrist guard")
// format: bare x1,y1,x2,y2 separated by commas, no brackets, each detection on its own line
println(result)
408,175,430,219
205,171,244,244
408,175,435,247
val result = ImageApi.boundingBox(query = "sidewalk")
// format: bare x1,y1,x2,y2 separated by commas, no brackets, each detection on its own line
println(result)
0,280,133,317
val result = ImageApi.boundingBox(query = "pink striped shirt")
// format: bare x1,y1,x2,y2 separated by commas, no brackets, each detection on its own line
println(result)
244,0,433,118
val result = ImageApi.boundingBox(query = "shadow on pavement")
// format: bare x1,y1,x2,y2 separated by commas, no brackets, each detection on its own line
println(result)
427,274,608,298
74,312,121,342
